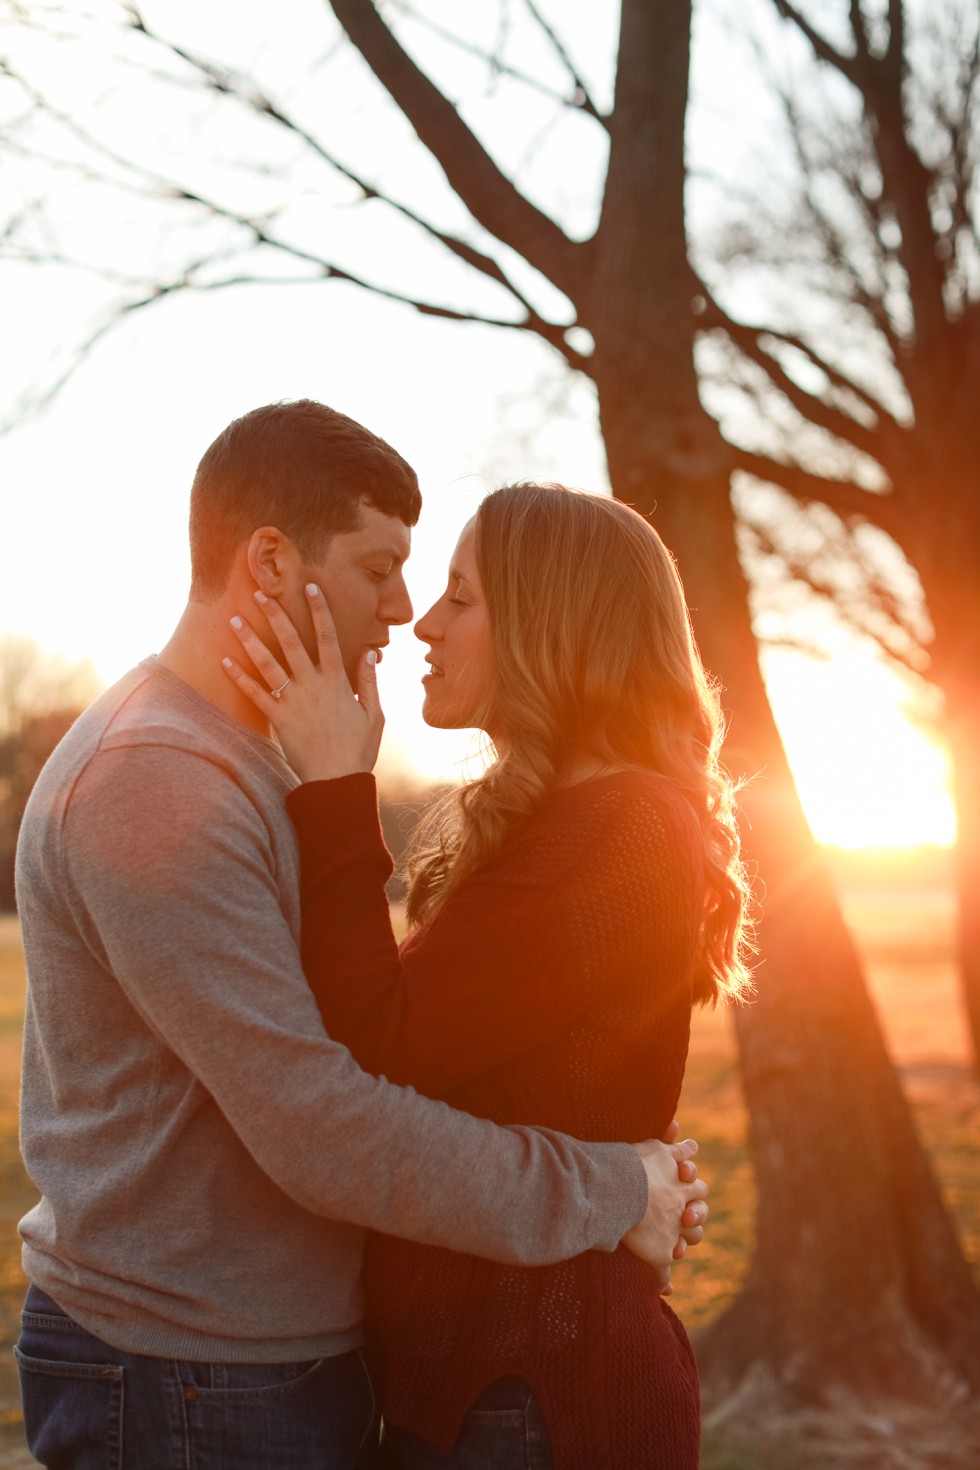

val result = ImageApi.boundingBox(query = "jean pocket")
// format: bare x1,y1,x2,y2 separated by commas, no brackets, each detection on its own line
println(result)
466,1374,533,1417
179,1351,376,1466
184,1356,328,1399
15,1345,124,1470
460,1379,553,1470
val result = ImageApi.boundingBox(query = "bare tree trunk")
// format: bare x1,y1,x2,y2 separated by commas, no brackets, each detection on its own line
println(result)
925,565,980,1075
951,723,980,1074
705,710,980,1408
589,0,980,1411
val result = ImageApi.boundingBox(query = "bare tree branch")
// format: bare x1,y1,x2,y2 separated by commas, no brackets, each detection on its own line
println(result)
771,0,857,81
699,292,899,462
7,5,584,354
857,15,950,381
733,24,908,364
328,0,590,302
1,5,614,452
520,0,605,125
947,28,980,240
385,0,607,125
734,448,902,537
121,5,569,320
741,517,928,677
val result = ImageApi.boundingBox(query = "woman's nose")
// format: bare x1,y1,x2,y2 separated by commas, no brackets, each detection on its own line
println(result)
414,601,442,643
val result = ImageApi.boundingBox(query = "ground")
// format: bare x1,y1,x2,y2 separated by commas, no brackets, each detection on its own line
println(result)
686,850,980,1468
0,846,976,1467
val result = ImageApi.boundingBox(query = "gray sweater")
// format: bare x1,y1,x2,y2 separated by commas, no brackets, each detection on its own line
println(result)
16,658,647,1362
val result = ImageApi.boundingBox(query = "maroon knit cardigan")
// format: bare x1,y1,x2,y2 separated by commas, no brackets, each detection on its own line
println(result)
286,770,703,1470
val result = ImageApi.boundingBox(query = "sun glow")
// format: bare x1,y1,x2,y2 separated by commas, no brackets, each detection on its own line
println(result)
376,635,957,855
763,647,955,850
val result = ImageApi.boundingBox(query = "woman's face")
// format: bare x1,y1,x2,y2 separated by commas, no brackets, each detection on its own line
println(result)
415,521,495,731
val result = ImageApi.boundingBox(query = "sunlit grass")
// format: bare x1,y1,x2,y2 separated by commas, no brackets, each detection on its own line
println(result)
671,853,979,1344
0,921,36,1467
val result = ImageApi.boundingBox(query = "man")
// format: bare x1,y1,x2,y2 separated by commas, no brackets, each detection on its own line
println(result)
15,399,707,1468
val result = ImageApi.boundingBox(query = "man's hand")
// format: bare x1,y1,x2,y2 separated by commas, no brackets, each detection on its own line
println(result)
622,1132,709,1294
659,1119,708,1258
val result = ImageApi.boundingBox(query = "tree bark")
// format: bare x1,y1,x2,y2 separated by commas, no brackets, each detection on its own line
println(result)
921,329,980,1067
950,712,980,1075
588,0,980,1410
920,505,980,1074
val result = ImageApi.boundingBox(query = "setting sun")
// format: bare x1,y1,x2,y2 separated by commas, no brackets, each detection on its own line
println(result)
763,648,955,850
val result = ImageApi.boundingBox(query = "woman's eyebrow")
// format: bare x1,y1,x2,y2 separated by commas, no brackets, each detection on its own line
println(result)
448,565,470,583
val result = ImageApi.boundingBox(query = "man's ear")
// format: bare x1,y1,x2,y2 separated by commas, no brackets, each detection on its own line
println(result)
246,527,299,595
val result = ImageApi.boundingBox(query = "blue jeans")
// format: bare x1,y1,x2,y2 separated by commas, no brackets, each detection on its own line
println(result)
16,1285,378,1469
380,1378,554,1470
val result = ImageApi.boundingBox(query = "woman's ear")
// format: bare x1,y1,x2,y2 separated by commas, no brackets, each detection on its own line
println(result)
246,526,296,595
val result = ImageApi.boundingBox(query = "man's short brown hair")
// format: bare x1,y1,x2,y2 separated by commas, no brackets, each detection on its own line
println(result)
189,399,421,599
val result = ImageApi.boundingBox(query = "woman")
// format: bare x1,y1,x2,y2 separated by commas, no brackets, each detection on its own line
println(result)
224,483,752,1470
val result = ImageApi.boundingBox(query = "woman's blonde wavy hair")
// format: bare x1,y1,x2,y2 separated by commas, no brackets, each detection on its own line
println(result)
404,482,754,1005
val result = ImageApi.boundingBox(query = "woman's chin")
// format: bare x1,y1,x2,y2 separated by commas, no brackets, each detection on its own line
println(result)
421,701,469,732
421,701,450,730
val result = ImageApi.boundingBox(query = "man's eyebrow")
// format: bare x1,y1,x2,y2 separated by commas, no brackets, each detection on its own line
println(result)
365,544,408,563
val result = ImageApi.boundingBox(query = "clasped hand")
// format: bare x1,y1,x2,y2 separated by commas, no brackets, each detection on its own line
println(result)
626,1125,709,1296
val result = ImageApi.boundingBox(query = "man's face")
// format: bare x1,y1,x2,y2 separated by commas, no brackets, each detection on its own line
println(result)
283,504,413,680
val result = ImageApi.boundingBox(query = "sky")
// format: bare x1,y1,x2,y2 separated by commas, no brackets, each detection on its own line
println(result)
0,0,957,849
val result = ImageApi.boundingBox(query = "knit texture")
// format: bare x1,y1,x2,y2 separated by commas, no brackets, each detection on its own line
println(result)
287,771,703,1469
16,662,648,1362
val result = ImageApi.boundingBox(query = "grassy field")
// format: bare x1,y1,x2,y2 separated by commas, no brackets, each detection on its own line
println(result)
677,857,980,1342
0,922,41,1470
0,854,977,1467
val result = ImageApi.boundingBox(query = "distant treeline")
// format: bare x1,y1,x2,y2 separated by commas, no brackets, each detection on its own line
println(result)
0,707,82,912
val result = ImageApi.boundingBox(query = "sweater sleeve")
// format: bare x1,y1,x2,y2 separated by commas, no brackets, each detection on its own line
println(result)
287,773,697,1098
56,747,648,1262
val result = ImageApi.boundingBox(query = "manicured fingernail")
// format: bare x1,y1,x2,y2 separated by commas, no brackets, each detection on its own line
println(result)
254,590,268,604
306,583,319,598
366,650,378,666
230,616,243,630
222,657,233,669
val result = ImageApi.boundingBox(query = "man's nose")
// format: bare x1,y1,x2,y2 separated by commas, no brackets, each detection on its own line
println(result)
383,574,414,627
